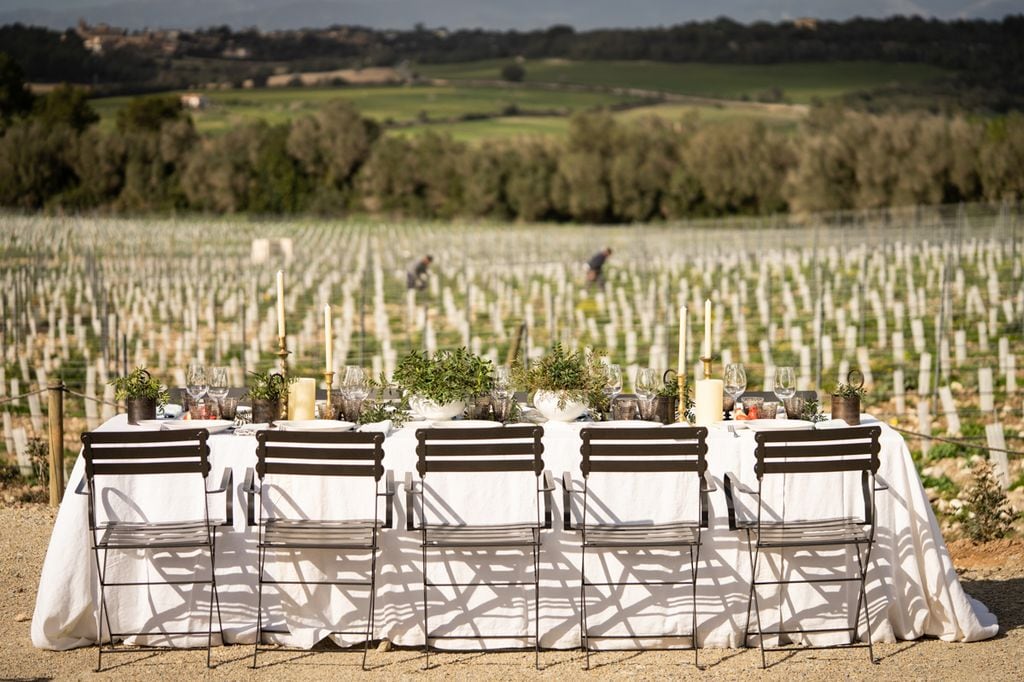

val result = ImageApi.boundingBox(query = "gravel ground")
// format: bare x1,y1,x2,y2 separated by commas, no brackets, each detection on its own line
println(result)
1,504,1022,681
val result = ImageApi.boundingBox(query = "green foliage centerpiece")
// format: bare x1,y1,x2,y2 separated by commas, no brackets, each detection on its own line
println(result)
514,343,607,421
245,370,294,424
831,369,866,425
393,348,493,421
109,367,169,424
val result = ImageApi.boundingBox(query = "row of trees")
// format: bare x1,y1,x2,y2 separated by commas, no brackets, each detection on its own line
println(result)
1,92,1022,221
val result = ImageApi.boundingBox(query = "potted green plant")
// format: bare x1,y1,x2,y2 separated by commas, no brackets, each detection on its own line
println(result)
245,371,293,425
110,368,169,425
831,370,866,425
514,343,607,422
653,370,695,425
393,348,493,421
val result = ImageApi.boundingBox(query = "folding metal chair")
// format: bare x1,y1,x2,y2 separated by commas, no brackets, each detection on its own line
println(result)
565,425,711,670
724,425,887,668
246,430,394,670
406,425,554,670
79,428,231,672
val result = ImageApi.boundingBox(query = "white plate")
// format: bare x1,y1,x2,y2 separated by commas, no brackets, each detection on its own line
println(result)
593,420,661,428
160,419,234,434
429,420,503,429
745,419,815,432
134,419,170,429
275,420,356,432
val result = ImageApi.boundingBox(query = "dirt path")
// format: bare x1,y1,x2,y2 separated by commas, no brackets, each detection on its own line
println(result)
1,504,1020,680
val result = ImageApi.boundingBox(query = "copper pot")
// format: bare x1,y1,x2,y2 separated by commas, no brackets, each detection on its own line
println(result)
252,398,282,425
830,395,861,425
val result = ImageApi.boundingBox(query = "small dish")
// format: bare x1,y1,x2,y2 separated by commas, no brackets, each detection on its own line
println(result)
274,420,356,432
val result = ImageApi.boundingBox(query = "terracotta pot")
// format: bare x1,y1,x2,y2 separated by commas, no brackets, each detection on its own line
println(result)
126,397,157,425
252,398,283,425
831,395,861,425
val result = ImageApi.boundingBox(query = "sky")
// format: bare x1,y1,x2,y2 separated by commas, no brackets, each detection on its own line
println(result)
0,0,1020,31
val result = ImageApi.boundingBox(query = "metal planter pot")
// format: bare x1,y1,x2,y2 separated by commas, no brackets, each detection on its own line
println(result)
252,398,283,425
126,397,157,425
831,395,861,425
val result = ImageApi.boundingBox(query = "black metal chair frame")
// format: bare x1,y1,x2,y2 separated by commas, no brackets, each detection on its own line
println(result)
724,425,889,668
78,428,231,672
565,426,712,670
406,425,554,670
246,430,394,670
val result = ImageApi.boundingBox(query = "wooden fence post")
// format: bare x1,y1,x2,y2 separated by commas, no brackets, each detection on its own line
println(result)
47,381,65,507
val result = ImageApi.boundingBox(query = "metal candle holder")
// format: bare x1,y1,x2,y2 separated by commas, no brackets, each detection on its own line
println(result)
276,335,291,416
323,371,335,419
677,372,687,423
701,356,713,379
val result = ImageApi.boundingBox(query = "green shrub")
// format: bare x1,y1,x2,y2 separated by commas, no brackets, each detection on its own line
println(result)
958,460,1017,542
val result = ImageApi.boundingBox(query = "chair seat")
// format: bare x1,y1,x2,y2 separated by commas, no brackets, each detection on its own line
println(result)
261,519,381,549
97,520,213,549
747,518,870,547
582,522,700,547
422,523,541,548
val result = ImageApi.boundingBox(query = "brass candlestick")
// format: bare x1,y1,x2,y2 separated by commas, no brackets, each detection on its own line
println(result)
701,356,713,379
677,372,687,423
276,335,291,418
323,371,335,419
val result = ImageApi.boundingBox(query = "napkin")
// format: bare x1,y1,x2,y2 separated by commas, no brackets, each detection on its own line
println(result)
234,423,271,436
357,420,393,437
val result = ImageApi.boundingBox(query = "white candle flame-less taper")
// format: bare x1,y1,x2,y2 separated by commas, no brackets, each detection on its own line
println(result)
703,298,712,358
276,270,286,338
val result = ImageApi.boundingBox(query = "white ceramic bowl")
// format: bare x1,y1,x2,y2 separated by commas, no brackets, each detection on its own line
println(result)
409,396,466,421
532,390,589,422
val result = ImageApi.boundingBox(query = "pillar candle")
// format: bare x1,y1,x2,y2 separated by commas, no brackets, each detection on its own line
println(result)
703,298,712,359
276,270,286,338
677,305,687,375
695,378,724,426
324,304,332,372
287,378,316,420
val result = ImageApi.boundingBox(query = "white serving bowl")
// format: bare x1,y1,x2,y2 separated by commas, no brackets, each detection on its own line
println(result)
409,396,466,421
532,390,589,422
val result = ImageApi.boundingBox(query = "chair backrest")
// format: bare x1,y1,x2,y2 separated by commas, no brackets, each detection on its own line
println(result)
580,426,707,477
82,429,211,479
255,430,385,480
415,426,544,477
754,425,881,478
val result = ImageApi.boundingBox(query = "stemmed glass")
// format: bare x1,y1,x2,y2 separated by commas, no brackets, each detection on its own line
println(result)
207,366,229,416
492,365,513,422
635,367,658,421
342,365,368,420
723,363,747,419
773,366,796,418
185,363,208,411
603,362,622,412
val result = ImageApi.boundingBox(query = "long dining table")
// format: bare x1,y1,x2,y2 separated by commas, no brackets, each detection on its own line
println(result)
32,414,999,652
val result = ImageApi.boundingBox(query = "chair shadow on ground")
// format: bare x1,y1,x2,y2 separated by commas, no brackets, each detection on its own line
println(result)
959,575,1024,633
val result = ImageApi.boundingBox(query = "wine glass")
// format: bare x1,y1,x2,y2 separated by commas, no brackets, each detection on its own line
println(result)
491,365,514,422
344,366,369,401
723,363,747,418
635,367,658,420
185,363,208,405
207,366,229,417
773,366,796,412
603,362,622,399
492,365,513,400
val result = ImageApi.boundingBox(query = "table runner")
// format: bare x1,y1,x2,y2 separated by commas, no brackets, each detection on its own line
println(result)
32,415,999,651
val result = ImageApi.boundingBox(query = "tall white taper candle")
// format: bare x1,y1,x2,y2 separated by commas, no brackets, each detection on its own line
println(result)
324,304,332,372
703,298,712,358
276,270,286,338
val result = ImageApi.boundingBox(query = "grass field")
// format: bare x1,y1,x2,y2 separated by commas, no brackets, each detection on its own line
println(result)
90,84,638,135
416,59,950,104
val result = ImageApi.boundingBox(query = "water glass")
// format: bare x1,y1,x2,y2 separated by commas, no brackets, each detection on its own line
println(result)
762,401,780,419
742,397,764,419
611,396,638,421
774,366,796,402
784,396,806,419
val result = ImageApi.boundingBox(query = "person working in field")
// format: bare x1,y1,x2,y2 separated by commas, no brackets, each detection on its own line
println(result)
406,254,434,291
586,247,612,289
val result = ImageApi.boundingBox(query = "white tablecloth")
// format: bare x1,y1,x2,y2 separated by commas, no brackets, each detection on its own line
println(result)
32,415,998,651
